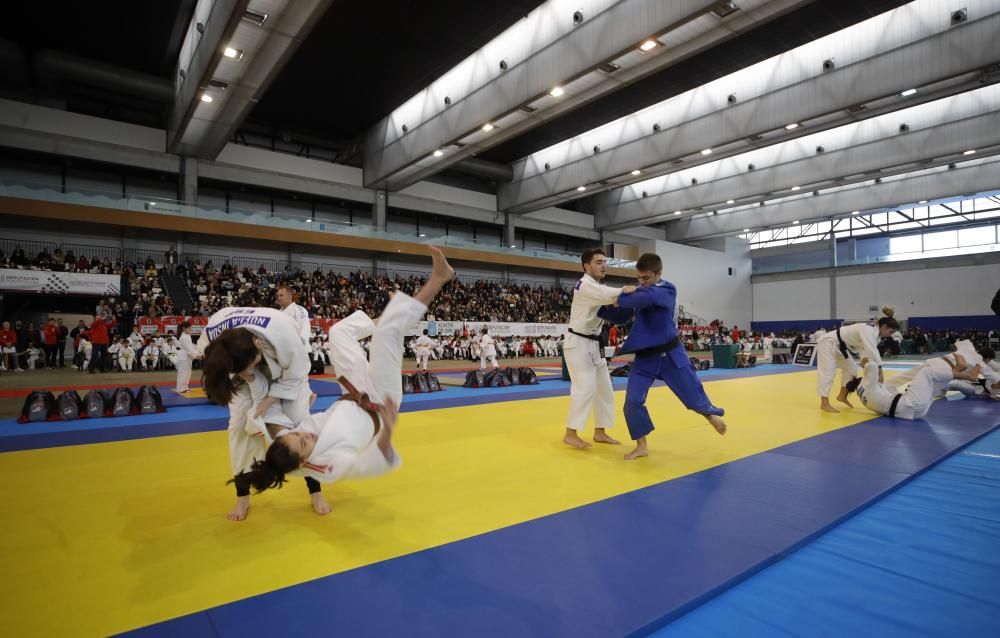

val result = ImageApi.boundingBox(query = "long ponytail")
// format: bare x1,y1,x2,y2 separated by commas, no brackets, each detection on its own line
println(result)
876,306,900,331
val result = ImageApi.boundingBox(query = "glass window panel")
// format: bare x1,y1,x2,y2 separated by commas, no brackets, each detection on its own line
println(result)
851,227,881,236
890,234,922,253
923,230,957,251
976,210,1000,221
928,205,951,218
892,221,923,231
869,212,887,226
958,226,996,247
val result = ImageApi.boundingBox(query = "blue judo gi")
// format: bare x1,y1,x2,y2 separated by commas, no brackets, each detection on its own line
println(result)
598,279,724,441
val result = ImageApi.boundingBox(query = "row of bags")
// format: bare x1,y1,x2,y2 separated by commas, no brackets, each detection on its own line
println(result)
18,386,166,423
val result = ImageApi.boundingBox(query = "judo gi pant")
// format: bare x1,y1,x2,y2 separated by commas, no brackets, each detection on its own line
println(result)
564,338,615,431
624,350,723,440
816,337,858,397
175,357,192,392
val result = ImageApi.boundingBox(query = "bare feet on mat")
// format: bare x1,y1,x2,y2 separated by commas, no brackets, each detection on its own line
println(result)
836,390,854,408
227,496,250,522
707,414,727,435
593,429,621,445
311,493,332,516
563,429,592,449
820,398,840,413
624,439,648,460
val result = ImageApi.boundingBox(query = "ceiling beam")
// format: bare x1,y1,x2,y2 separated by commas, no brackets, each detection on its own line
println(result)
663,157,1000,242
498,1,1000,214
361,0,809,191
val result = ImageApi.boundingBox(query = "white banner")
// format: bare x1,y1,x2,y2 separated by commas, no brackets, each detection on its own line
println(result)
408,321,568,338
0,269,120,296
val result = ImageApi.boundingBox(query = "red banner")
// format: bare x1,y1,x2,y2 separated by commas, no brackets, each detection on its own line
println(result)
137,316,164,335
186,316,208,335
310,317,334,334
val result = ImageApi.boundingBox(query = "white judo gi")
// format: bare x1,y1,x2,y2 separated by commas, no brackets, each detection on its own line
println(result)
565,273,621,431
199,307,313,476
856,357,954,420
289,292,427,483
479,333,498,369
282,301,313,355
414,334,433,370
175,332,197,392
816,323,882,398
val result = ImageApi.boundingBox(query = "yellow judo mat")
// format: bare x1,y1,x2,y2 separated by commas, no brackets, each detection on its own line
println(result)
0,371,878,636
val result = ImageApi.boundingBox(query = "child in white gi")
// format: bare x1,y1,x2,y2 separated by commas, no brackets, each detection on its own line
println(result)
414,330,433,370
119,343,137,372
479,328,499,370
245,247,454,493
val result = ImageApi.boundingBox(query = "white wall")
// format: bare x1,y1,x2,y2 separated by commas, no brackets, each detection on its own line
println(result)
753,260,1000,321
638,237,752,326
753,278,831,321
399,181,496,211
215,144,364,186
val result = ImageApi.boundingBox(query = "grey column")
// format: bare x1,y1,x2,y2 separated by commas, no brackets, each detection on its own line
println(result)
180,156,198,204
504,212,516,248
374,190,387,232
830,232,838,268
847,237,857,262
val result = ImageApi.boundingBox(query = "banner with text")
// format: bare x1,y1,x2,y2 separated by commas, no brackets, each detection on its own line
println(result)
0,269,120,296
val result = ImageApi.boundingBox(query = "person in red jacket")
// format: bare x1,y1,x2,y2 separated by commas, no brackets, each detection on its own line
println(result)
88,315,111,373
41,318,59,368
0,321,21,372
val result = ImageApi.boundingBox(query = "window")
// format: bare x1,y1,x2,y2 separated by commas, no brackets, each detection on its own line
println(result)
890,234,921,254
923,230,957,251
958,226,996,247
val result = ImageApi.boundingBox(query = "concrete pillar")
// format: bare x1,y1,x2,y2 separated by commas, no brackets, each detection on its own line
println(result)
180,156,198,204
504,211,516,248
830,275,838,321
374,190,387,232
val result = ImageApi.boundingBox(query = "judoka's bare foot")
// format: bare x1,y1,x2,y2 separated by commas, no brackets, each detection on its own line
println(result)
593,429,621,445
309,392,317,407
836,390,854,408
227,496,250,522
429,245,455,283
624,439,648,460
563,429,592,449
311,493,332,516
707,414,727,435
820,399,840,413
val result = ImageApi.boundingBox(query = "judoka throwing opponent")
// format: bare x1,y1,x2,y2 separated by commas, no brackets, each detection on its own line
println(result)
599,253,726,459
243,246,454,493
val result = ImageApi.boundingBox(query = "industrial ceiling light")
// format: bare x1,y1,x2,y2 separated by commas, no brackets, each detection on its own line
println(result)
851,210,860,215
639,39,659,52
599,62,620,73
711,2,739,19
700,148,712,155
900,88,917,97
243,9,268,25
785,123,799,130
674,210,682,215
550,86,565,97
792,220,800,224
963,149,977,155
306,218,312,222
743,228,750,232
482,123,494,132
918,200,928,203
223,47,244,61
200,94,213,103
791,185,801,191
433,149,444,157
631,169,641,176
576,186,586,192
726,199,735,204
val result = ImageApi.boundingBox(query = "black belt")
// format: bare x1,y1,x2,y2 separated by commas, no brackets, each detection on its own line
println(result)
568,328,602,342
836,327,849,359
888,393,902,418
634,337,681,358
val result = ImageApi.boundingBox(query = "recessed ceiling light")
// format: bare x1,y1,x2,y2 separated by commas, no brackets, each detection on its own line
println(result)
743,228,750,232
851,210,860,215
510,244,517,248
639,39,658,52
631,169,641,176
785,123,799,130
900,88,917,97
148,202,156,206
576,185,586,192
726,199,735,204
550,86,564,97
700,148,712,155
433,149,444,157
963,149,976,155
200,94,213,103
482,123,494,132
306,218,312,222
792,220,800,224
243,10,268,25
791,185,801,191
419,233,427,237
223,47,244,61
674,210,681,215
918,200,928,204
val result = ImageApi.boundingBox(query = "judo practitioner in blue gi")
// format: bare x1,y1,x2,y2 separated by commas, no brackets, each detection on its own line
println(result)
598,253,727,459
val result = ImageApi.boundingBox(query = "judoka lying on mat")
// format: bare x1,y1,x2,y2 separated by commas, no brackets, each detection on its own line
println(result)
847,354,981,420
242,246,454,493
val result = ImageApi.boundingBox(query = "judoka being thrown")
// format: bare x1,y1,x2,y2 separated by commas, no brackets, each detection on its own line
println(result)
243,246,454,492
599,253,727,460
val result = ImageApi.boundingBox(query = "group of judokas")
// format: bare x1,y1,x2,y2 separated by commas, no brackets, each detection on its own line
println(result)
814,308,1000,419
195,250,456,521
408,331,564,369
561,249,727,460
79,327,186,372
